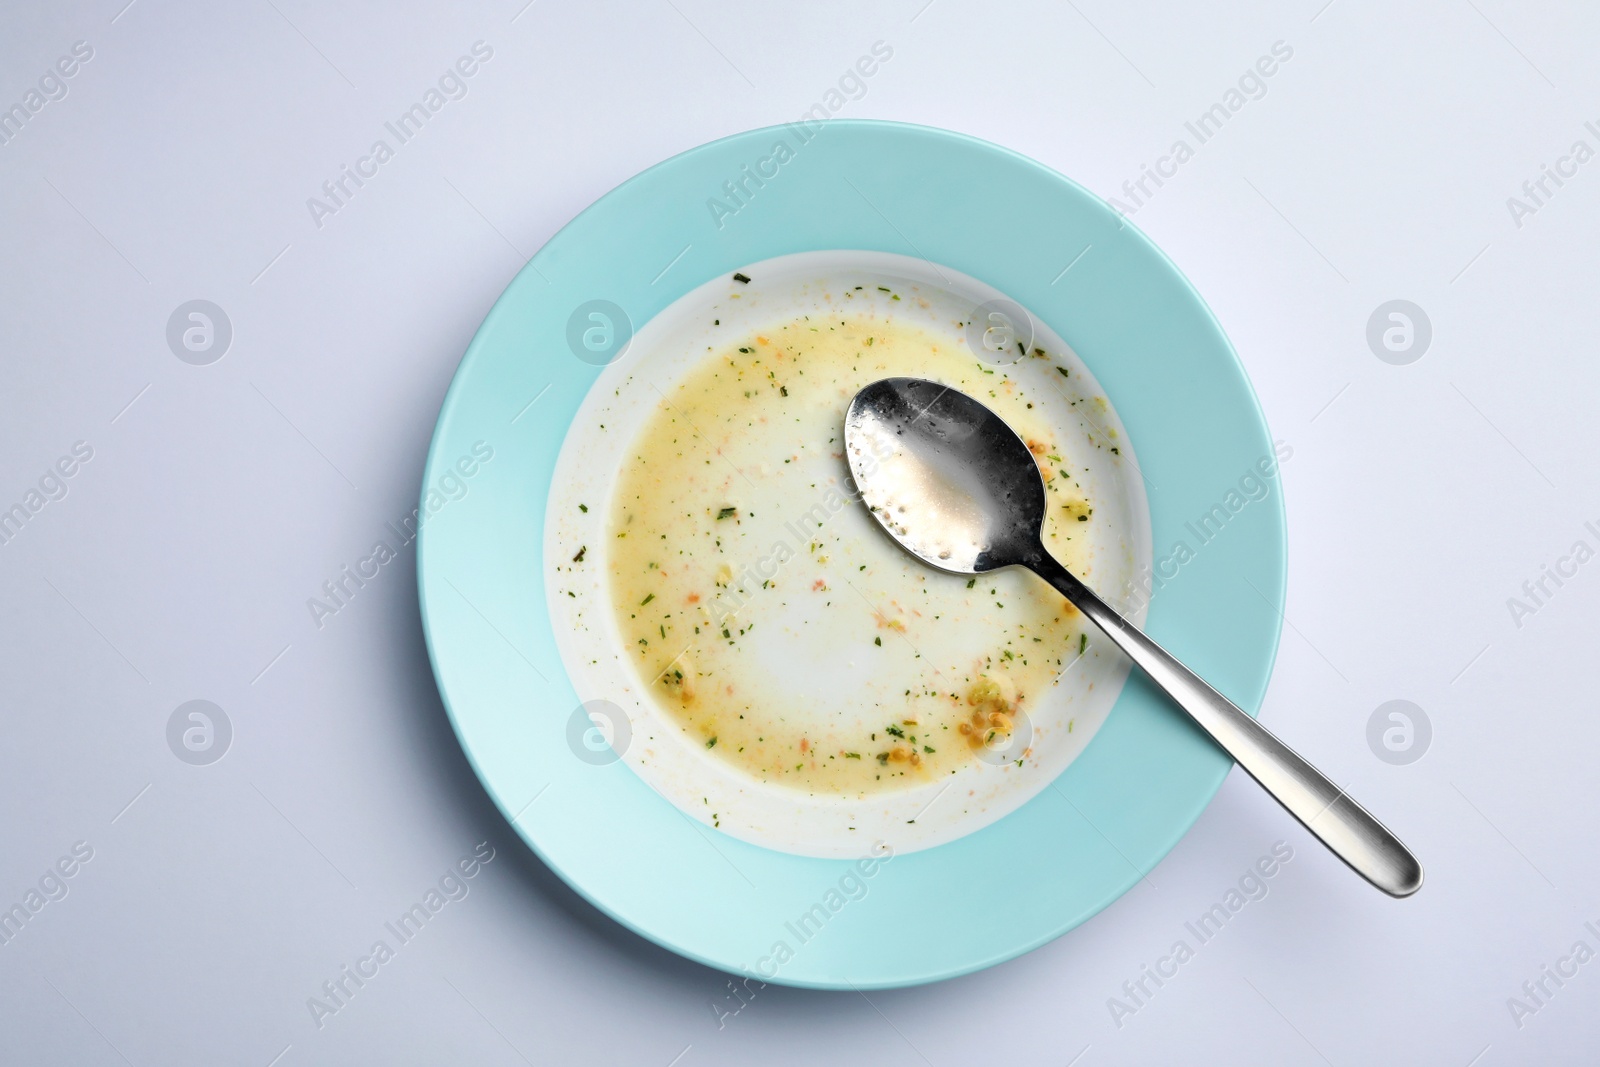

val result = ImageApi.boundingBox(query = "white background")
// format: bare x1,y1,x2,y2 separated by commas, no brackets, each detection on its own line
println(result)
2,1,1597,1064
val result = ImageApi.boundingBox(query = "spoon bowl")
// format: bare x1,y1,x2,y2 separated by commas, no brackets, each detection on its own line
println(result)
845,377,1047,573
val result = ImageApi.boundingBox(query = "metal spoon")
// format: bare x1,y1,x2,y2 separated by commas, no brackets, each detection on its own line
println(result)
844,377,1423,898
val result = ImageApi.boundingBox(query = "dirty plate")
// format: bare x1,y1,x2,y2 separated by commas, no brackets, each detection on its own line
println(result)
418,120,1286,989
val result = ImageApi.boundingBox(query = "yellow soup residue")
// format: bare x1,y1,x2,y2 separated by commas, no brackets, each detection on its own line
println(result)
606,311,1112,796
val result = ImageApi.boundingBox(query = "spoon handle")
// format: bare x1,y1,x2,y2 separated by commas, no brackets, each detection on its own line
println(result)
1027,553,1423,898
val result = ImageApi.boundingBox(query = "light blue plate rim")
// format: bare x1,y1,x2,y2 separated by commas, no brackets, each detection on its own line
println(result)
418,119,1286,989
